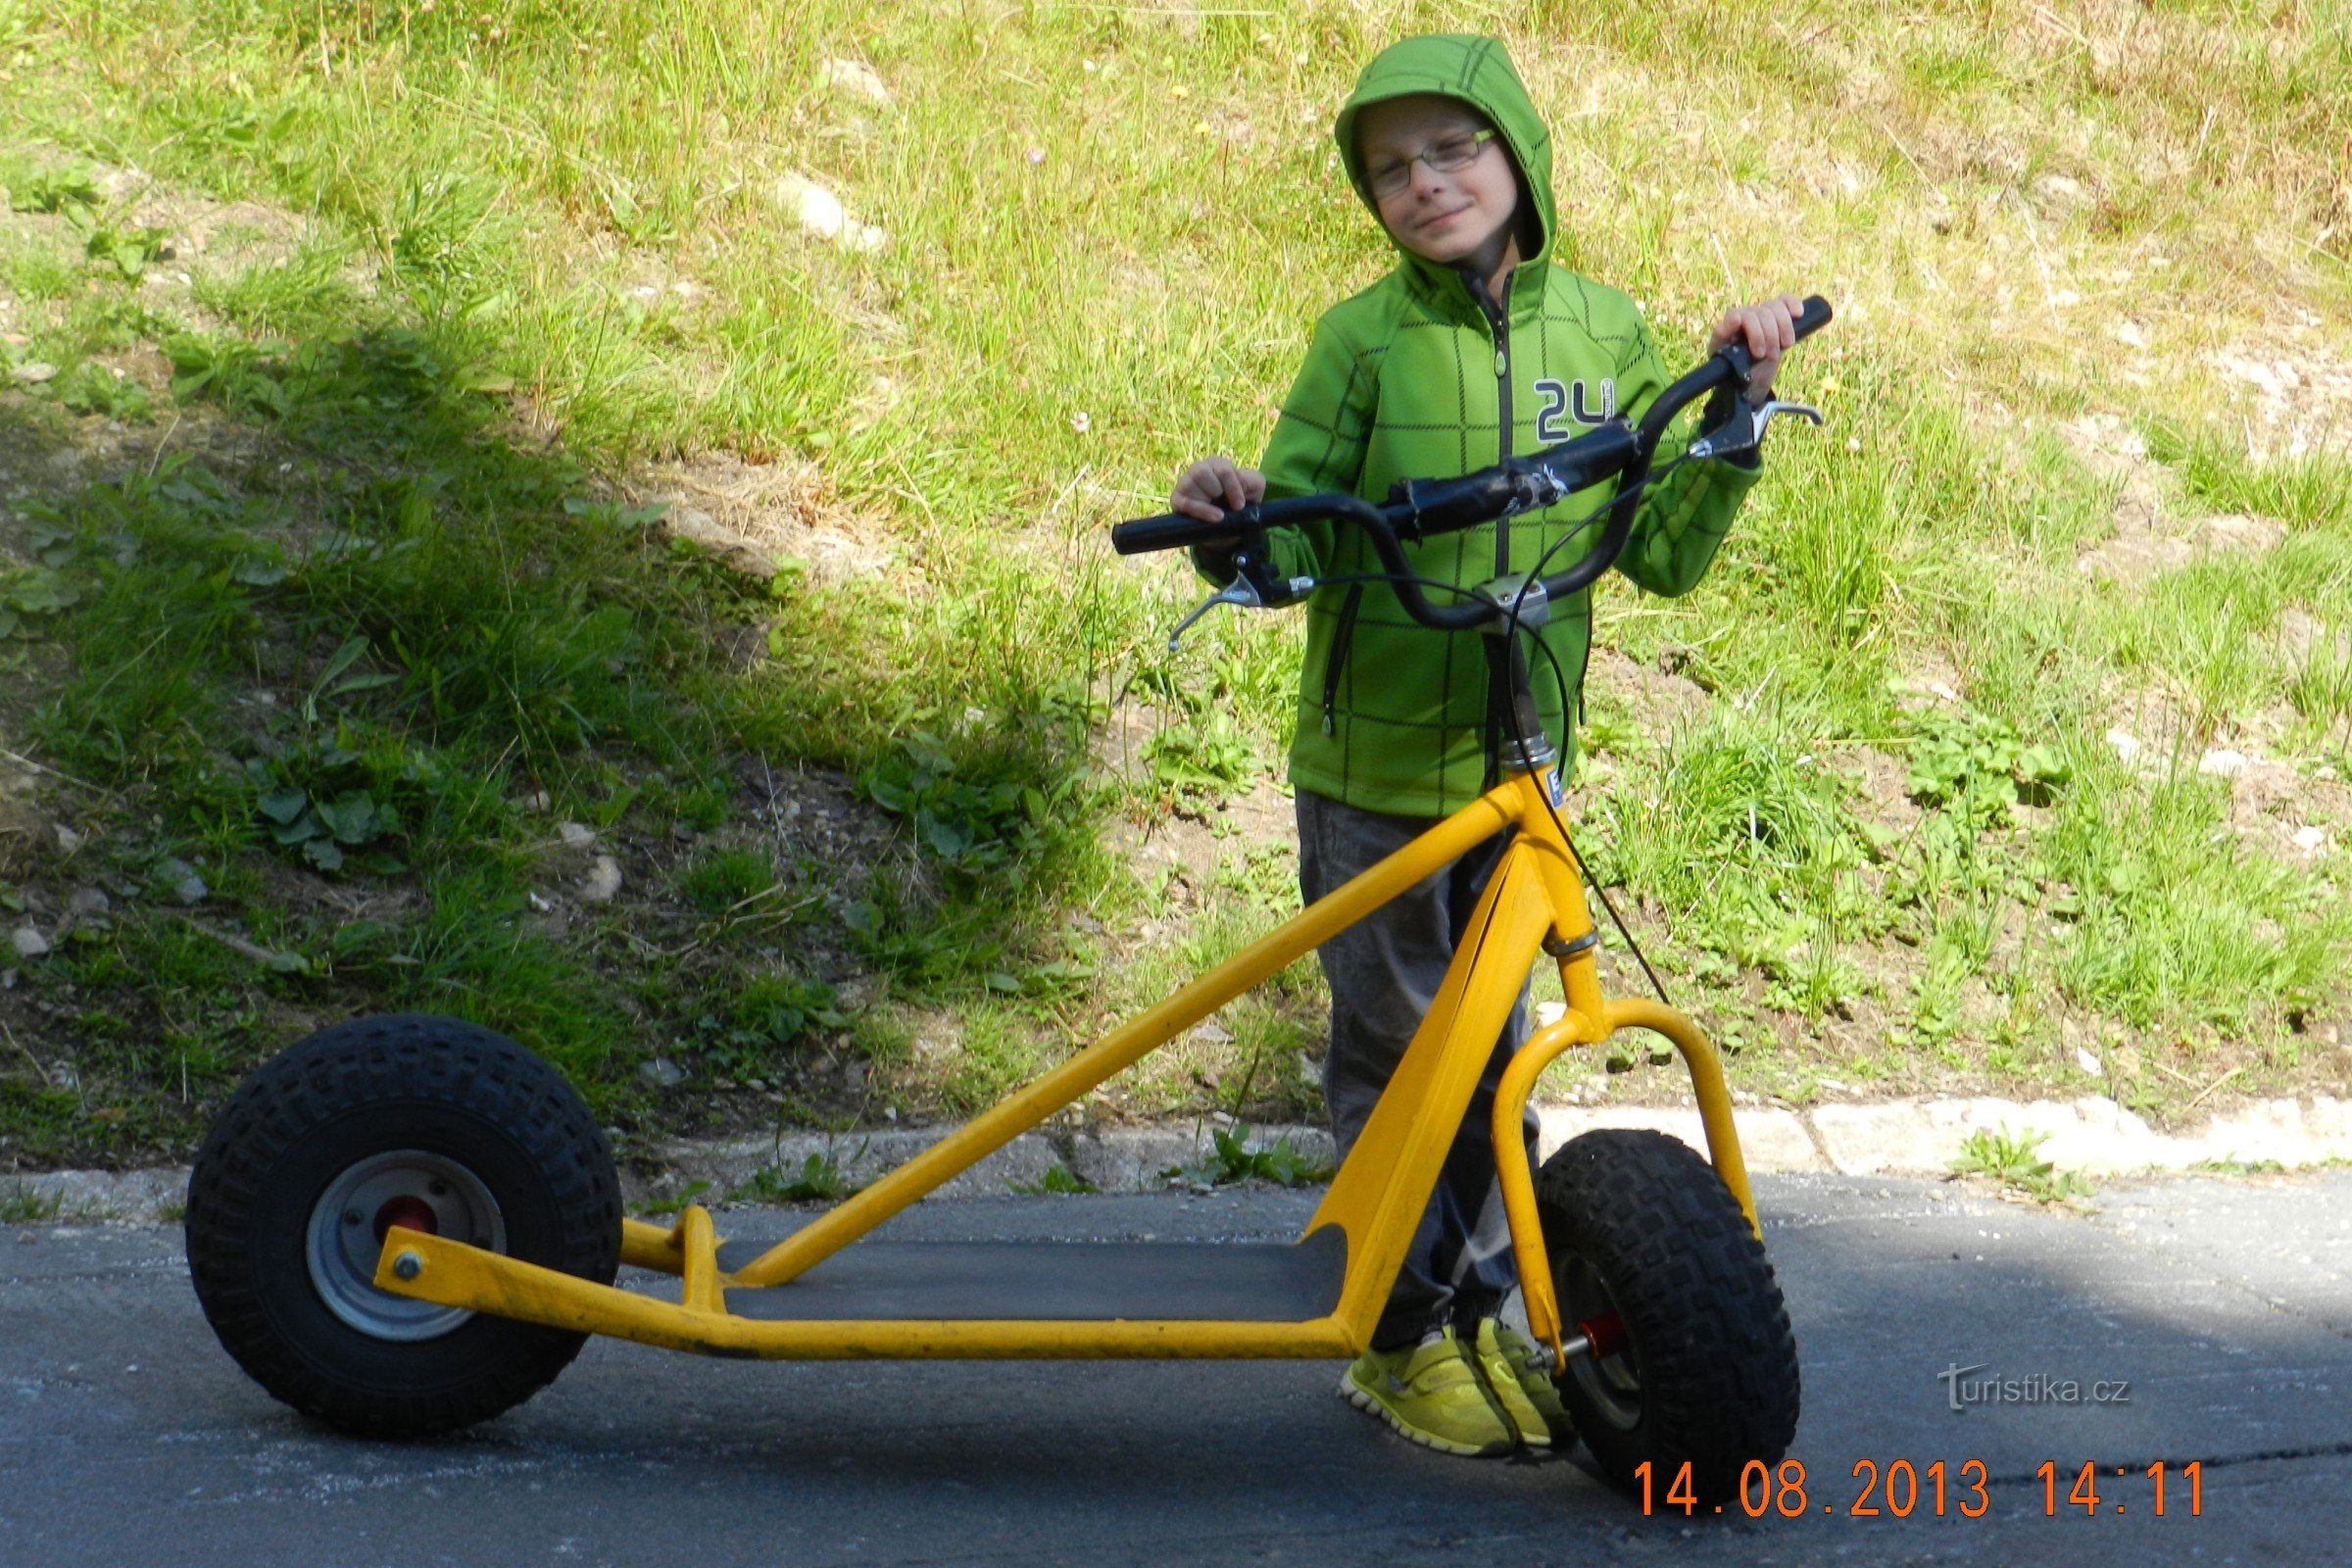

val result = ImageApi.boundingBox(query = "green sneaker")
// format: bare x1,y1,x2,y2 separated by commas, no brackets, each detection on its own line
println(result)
1339,1328,1518,1457
1471,1318,1574,1449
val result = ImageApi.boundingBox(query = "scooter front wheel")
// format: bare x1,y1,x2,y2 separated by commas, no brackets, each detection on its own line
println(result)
1535,1128,1800,1507
185,1013,621,1437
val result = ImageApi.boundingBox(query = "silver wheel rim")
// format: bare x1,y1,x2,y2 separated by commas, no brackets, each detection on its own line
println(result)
305,1149,507,1342
1557,1254,1644,1432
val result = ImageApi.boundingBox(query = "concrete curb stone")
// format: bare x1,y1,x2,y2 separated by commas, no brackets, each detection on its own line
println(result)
11,1095,2352,1224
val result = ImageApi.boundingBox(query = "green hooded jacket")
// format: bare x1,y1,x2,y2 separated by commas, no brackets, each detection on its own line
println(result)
1223,33,1760,818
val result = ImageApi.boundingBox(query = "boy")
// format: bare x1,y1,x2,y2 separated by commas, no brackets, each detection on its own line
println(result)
1169,34,1799,1458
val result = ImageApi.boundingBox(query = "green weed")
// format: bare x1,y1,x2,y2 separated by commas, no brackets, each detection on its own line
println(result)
1169,1124,1334,1191
731,1151,856,1204
0,564,82,640
695,975,846,1081
3,163,99,216
49,363,154,421
79,221,168,281
0,1186,64,1224
2186,1157,2285,1177
1951,1126,2092,1205
244,736,423,876
642,1179,712,1215
861,730,1057,875
1905,707,2072,829
1141,710,1256,809
1010,1162,1099,1196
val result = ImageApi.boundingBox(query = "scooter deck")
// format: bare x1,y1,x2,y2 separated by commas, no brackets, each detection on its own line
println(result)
714,1230,1348,1324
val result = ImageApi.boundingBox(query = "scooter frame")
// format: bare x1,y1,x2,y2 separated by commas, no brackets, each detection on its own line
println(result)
369,764,1757,1368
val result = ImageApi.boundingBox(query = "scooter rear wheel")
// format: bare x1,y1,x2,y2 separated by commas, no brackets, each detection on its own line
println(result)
1534,1128,1800,1507
185,1013,620,1437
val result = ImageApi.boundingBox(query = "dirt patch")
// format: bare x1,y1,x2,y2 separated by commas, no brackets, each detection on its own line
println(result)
122,189,307,277
2060,413,2290,583
0,758,50,882
1087,692,1296,881
2192,744,2352,860
1100,772,1294,894
630,449,896,585
1583,645,1712,730
1887,649,1968,715
1838,741,1928,841
732,756,903,905
2213,333,2352,461
4,157,350,337
2276,607,2349,666
0,165,321,502
2097,671,2349,858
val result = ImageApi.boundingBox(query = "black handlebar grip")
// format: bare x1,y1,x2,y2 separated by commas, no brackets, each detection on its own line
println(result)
1109,509,1250,555
1716,295,1835,390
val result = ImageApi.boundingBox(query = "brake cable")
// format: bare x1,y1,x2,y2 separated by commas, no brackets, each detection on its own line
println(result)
1302,454,1699,1008
1504,458,1691,1009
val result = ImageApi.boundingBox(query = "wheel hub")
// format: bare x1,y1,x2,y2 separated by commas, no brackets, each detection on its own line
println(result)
371,1195,439,1244
306,1150,506,1342
1557,1256,1643,1432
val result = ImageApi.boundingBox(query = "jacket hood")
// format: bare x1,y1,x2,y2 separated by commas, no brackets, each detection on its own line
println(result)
1332,34,1555,290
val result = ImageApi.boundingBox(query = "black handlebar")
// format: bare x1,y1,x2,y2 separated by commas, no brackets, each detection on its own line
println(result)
1113,294,1833,633
1105,509,1251,557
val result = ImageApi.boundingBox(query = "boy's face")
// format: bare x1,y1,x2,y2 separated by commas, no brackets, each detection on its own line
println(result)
1356,94,1518,267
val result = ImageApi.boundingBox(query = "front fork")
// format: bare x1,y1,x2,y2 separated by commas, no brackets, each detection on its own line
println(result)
1490,853,1760,1373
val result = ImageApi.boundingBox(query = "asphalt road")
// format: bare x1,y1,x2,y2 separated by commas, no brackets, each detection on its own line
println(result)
4,1170,2349,1567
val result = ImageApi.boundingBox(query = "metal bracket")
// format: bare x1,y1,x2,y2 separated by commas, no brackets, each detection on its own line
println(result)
1543,930,1599,959
1473,573,1550,634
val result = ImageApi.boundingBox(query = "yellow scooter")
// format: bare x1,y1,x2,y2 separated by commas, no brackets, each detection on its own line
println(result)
186,298,1831,1506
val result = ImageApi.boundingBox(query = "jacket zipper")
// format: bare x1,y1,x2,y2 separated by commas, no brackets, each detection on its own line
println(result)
1474,271,1514,780
1320,584,1364,737
1478,273,1513,555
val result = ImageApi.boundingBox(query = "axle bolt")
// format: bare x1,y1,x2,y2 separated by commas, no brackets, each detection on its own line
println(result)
343,1208,363,1226
392,1251,423,1282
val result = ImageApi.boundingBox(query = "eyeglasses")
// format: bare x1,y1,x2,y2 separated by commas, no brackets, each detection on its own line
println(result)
1364,128,1497,199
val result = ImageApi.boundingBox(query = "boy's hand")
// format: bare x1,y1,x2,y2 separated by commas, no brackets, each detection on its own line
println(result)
1172,457,1266,522
1708,293,1806,404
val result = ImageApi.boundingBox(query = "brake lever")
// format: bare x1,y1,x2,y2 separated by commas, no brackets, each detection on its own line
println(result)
1166,554,1315,651
1167,578,1257,651
1686,398,1826,464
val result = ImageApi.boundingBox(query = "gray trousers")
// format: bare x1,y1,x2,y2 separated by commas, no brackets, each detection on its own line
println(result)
1297,789,1537,1351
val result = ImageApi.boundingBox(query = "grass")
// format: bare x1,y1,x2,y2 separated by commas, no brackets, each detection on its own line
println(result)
0,0,2347,1165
